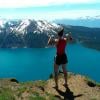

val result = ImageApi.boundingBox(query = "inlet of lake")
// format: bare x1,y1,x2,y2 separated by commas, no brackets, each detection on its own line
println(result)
0,44,100,82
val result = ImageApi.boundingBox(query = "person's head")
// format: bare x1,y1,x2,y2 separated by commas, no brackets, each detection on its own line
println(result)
58,28,64,37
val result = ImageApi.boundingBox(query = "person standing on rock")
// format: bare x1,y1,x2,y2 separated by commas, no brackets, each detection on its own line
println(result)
48,28,72,89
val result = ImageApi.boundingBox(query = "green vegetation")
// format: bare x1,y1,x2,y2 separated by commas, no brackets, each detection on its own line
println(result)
29,95,46,100
33,80,47,87
17,86,27,97
96,83,100,87
21,80,47,87
29,91,46,100
0,88,15,100
85,76,100,87
20,81,34,88
90,98,97,100
45,92,57,100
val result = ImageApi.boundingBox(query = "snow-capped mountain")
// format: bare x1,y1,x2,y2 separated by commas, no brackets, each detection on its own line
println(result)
0,19,61,48
0,20,7,28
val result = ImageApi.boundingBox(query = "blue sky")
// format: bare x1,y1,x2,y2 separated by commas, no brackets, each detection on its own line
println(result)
0,0,100,20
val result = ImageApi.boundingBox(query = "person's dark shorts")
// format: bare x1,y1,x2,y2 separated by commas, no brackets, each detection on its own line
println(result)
54,53,68,65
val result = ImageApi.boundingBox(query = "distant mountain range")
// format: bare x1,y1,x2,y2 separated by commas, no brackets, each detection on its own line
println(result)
61,24,100,50
0,19,61,48
0,19,100,50
53,16,100,28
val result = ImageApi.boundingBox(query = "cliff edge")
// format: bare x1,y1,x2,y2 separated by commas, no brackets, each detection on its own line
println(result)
0,73,100,100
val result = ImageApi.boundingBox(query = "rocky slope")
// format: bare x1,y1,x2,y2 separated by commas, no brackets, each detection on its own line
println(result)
0,73,100,100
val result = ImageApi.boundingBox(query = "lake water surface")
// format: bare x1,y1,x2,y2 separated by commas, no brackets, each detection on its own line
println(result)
0,44,100,82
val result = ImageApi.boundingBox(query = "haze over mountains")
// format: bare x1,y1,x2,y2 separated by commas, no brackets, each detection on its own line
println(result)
54,15,100,28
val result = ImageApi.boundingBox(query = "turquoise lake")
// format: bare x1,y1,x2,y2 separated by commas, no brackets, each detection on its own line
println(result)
0,44,100,82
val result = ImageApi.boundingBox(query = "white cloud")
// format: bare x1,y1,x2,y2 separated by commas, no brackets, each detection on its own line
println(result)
32,9,100,20
44,9,100,20
0,0,99,8
1,9,99,20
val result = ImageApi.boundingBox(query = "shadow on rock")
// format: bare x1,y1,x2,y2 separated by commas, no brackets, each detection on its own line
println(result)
55,87,83,100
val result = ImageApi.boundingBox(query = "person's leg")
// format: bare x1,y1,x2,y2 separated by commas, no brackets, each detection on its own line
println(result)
54,63,59,88
62,64,68,87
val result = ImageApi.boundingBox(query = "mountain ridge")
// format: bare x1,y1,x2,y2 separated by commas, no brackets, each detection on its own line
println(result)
0,19,61,48
0,19,100,50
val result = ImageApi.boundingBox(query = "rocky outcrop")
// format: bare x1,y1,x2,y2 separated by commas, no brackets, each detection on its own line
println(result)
0,73,100,100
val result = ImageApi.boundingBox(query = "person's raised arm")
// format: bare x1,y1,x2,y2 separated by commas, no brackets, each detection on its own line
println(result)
65,32,72,42
47,35,56,45
47,36,52,45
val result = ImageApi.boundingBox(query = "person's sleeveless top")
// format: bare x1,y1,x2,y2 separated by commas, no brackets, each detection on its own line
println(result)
56,39,66,56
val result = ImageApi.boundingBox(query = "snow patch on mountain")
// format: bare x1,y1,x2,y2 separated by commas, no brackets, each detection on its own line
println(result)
0,19,61,48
